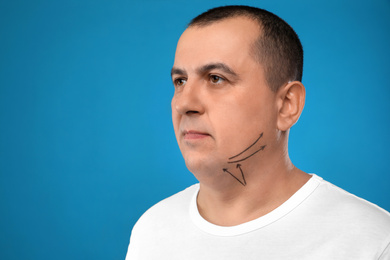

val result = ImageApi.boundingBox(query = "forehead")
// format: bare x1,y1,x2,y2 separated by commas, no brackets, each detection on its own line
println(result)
174,17,260,69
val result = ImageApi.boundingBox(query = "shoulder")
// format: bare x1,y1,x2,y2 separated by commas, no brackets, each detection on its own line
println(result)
311,175,390,234
132,183,199,232
319,177,389,218
126,184,199,259
298,175,390,256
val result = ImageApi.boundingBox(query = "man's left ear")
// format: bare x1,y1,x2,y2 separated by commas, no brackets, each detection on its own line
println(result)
276,81,306,131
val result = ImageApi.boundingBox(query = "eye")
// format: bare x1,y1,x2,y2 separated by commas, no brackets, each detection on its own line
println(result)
209,75,224,84
174,78,187,87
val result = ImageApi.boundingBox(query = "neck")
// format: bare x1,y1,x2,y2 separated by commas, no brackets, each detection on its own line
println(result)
196,152,310,226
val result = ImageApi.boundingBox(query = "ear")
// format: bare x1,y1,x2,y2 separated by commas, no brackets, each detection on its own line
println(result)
276,81,306,131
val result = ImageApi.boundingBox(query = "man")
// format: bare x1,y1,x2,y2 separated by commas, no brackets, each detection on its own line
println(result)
126,6,390,259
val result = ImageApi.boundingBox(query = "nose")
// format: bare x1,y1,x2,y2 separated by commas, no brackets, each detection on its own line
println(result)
172,81,205,116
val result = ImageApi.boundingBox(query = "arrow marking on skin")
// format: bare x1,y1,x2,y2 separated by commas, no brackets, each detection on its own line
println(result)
223,164,246,186
228,145,266,164
236,164,246,186
229,133,263,160
224,132,267,186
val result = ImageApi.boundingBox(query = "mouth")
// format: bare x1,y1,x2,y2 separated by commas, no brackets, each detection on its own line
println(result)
183,130,211,140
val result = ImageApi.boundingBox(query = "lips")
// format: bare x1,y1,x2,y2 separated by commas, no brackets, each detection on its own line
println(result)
183,130,211,140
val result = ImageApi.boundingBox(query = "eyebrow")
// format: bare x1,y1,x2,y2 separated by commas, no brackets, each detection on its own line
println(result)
171,62,240,80
171,67,187,77
197,63,239,79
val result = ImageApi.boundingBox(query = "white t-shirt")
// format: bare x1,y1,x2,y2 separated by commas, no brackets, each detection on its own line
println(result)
126,174,390,259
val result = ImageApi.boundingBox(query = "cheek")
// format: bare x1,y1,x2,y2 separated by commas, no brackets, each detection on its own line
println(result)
171,110,181,141
172,117,181,144
212,108,257,151
214,98,262,128
213,99,272,146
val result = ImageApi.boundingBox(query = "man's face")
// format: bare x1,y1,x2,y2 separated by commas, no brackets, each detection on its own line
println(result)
171,17,279,178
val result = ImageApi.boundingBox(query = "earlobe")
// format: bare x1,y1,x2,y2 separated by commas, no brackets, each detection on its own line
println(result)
276,81,306,131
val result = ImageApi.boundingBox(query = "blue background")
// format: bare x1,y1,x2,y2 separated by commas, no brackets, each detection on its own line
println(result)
1,0,389,259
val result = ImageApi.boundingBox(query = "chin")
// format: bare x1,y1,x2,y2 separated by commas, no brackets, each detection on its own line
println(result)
184,157,206,174
184,156,225,180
